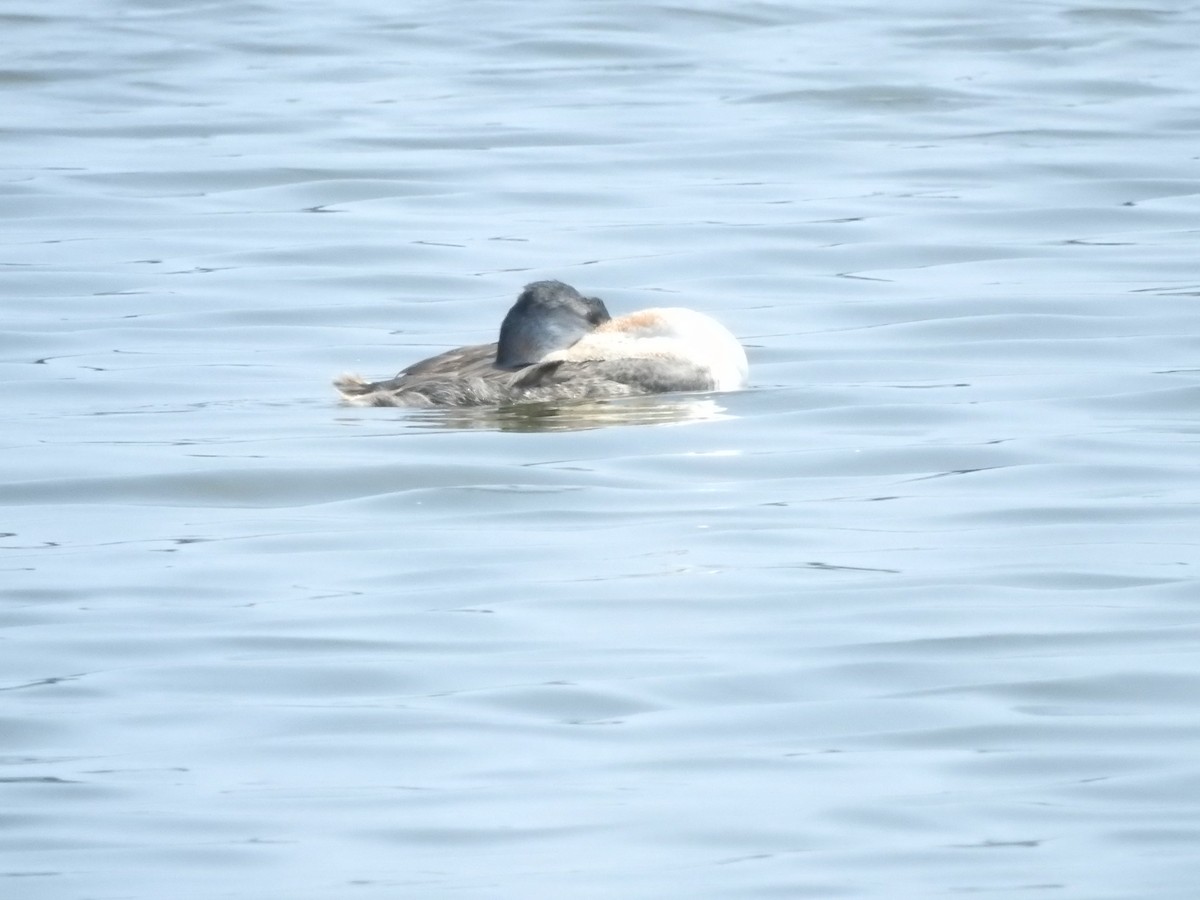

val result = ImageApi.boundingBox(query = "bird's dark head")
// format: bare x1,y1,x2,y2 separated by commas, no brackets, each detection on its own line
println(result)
495,280,611,368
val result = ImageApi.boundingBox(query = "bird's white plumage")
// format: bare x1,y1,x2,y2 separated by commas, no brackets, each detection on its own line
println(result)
549,307,749,392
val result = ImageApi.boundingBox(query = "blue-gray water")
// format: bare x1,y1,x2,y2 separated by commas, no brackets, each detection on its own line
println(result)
4,1,1200,897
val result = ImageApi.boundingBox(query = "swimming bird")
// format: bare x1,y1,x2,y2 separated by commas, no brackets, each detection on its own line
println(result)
334,280,748,408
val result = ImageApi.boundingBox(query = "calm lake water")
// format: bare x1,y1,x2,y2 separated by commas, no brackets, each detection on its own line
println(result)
4,1,1200,897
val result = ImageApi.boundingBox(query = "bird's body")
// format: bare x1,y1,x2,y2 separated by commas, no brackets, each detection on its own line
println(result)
335,281,747,408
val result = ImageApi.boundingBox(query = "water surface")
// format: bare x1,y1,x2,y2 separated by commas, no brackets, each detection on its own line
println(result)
3,1,1200,898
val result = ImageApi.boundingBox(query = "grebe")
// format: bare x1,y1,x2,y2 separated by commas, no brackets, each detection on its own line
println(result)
334,280,748,408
